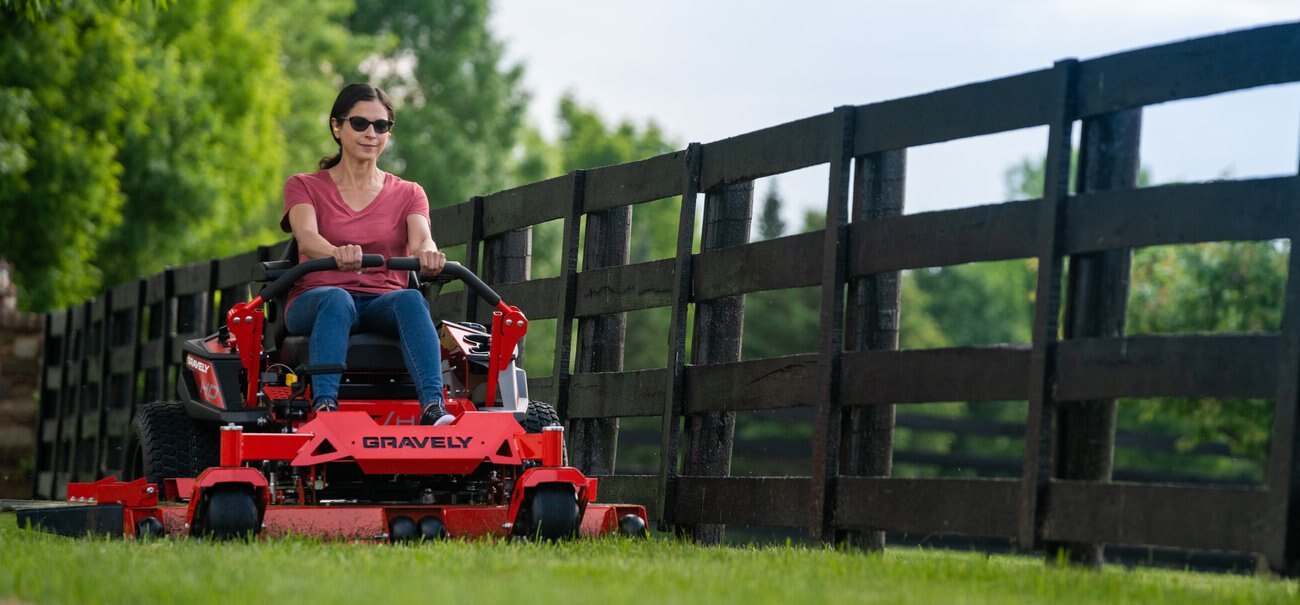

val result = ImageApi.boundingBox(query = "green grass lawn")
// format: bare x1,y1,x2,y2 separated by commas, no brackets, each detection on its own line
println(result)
2,512,1295,604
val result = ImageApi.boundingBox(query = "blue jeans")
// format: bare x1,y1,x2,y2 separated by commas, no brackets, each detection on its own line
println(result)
284,287,443,406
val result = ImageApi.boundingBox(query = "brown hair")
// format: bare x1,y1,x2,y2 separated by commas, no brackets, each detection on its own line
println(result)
319,83,395,169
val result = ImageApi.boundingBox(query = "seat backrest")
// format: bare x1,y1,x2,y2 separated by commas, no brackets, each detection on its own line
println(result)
259,238,298,353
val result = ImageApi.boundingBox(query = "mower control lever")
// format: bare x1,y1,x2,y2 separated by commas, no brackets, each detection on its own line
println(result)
259,254,385,301
386,258,502,307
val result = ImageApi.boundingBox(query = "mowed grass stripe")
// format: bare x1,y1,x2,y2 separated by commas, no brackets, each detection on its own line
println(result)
2,513,1296,604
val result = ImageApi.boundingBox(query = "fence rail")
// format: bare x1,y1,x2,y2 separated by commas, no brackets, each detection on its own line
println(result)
35,22,1300,573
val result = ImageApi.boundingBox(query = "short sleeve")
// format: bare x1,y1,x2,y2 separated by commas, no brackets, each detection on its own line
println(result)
280,174,315,233
407,182,430,221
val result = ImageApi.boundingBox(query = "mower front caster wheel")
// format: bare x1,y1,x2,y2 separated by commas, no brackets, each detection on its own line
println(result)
200,486,260,540
522,484,579,541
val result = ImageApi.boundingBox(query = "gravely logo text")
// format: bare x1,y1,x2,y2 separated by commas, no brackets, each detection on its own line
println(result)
362,436,474,449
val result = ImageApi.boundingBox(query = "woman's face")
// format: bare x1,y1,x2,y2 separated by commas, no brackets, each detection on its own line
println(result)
332,99,392,164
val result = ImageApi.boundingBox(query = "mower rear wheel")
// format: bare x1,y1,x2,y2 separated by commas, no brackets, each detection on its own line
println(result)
201,486,260,540
521,401,561,434
524,484,579,541
126,401,219,486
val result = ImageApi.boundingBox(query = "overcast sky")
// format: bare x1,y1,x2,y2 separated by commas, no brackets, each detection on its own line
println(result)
490,1,1300,225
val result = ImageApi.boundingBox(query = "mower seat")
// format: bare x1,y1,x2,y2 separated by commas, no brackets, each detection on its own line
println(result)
278,333,409,373
261,238,428,379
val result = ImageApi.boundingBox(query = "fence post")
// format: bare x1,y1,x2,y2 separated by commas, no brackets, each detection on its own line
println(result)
570,199,630,475
679,180,753,543
810,106,857,539
1263,158,1300,576
839,148,906,549
1019,58,1079,552
1049,109,1142,565
482,225,532,360
656,142,703,531
33,310,68,499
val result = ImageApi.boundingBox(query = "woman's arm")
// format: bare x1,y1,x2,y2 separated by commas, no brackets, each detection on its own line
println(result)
406,213,446,276
288,204,363,272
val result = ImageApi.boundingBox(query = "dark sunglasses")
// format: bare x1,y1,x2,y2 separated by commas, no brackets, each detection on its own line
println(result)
341,116,394,134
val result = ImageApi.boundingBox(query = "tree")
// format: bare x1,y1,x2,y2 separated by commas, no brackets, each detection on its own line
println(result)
95,0,294,287
757,181,786,240
261,0,384,177
347,0,528,208
1,0,531,311
1,2,141,309
1004,153,1277,465
513,93,677,377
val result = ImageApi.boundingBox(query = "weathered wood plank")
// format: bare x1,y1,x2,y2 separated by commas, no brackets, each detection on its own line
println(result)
550,171,584,421
1063,177,1298,253
583,151,686,213
699,114,832,191
526,376,554,406
171,261,212,296
673,476,811,527
809,106,858,539
568,369,668,419
573,259,675,318
592,475,659,518
840,346,1031,405
1078,22,1300,117
849,200,1038,276
1055,334,1278,400
429,293,466,325
692,231,823,301
485,277,564,321
214,249,263,290
684,354,819,414
428,200,475,247
481,175,570,237
657,143,703,528
855,68,1056,154
835,477,1020,537
1043,480,1271,553
1019,59,1079,549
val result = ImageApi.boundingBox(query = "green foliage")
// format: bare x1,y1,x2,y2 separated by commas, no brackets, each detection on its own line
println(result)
262,0,382,176
741,192,824,362
2,513,1296,604
1123,240,1288,461
1,1,295,307
904,260,1037,348
1,1,135,309
516,93,677,377
1003,153,1282,462
2,0,528,312
96,0,291,287
348,0,527,207
757,181,787,240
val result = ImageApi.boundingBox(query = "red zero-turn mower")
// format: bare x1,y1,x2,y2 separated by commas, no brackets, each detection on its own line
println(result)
19,254,648,541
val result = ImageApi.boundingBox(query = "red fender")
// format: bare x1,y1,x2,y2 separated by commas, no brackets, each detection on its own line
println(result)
184,466,270,535
506,467,598,531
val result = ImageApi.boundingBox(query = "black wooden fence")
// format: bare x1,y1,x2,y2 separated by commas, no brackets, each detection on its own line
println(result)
35,23,1300,573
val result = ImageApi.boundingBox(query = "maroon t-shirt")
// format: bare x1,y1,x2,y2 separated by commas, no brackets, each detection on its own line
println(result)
280,170,430,309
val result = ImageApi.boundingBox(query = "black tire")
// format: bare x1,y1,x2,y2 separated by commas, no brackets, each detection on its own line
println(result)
200,485,259,540
520,401,561,434
127,401,219,486
522,484,579,541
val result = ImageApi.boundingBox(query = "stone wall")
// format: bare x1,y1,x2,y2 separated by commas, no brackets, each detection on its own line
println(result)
0,313,41,499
